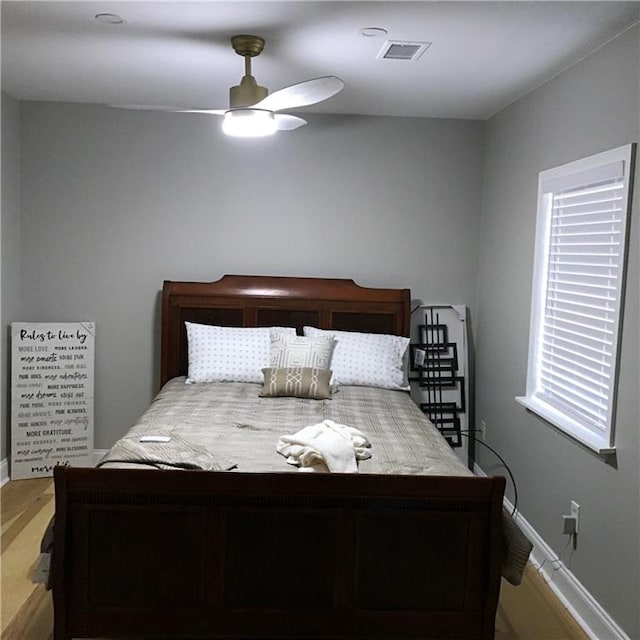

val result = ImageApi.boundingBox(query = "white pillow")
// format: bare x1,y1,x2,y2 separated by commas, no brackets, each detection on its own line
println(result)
303,326,410,391
269,332,336,369
185,323,295,384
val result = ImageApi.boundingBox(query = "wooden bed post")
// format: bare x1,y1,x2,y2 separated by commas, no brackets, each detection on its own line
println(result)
51,466,69,640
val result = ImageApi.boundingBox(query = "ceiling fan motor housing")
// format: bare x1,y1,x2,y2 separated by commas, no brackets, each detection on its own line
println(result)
230,75,268,108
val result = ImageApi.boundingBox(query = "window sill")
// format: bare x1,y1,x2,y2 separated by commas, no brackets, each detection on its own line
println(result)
515,395,615,455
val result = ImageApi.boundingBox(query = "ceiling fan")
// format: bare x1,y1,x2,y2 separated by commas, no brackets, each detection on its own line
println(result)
115,34,345,137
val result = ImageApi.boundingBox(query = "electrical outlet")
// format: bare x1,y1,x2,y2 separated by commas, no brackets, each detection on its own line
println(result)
562,515,577,535
570,500,580,534
479,420,486,441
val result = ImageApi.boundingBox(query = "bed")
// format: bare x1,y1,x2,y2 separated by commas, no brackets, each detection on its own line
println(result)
51,274,530,640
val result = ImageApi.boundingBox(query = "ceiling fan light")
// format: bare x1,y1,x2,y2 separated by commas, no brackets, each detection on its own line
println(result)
222,109,277,137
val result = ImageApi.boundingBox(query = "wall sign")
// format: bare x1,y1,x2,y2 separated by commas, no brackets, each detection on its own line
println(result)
11,322,95,480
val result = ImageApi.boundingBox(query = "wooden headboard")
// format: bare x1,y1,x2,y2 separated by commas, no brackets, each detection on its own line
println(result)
160,275,411,386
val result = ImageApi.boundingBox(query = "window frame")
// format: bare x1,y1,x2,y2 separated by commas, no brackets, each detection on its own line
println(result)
517,143,635,454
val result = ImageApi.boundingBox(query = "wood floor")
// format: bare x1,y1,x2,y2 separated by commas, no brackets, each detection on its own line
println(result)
1,477,590,640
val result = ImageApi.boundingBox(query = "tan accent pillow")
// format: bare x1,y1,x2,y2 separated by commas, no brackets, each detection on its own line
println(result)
260,367,332,400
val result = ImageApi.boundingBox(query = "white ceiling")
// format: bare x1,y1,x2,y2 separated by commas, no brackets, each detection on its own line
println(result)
2,1,639,120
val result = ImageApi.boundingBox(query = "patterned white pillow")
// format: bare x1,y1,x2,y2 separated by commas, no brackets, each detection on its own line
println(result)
269,332,336,369
303,326,410,391
185,323,295,384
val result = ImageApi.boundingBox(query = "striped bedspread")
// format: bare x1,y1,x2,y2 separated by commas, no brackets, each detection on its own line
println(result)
101,378,470,475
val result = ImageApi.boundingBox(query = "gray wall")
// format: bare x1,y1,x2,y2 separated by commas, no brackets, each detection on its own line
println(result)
1,91,21,462
17,106,484,449
475,26,639,637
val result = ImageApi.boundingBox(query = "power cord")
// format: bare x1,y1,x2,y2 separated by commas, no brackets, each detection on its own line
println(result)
536,535,573,581
459,429,519,516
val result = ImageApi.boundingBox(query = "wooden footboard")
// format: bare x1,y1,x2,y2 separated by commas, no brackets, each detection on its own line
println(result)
52,467,505,640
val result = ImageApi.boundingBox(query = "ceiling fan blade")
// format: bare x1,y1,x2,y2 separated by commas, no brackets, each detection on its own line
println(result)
109,104,185,111
253,76,344,112
109,104,226,115
175,108,226,116
275,114,307,131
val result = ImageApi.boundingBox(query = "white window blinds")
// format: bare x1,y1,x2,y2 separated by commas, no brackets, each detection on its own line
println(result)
517,144,635,453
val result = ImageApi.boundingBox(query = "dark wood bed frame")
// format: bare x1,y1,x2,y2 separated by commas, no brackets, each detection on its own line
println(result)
52,275,505,640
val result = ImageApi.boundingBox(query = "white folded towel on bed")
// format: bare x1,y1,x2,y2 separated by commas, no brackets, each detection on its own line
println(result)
276,419,371,473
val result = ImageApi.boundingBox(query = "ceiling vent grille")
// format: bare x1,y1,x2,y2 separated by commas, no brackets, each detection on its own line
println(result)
376,40,431,61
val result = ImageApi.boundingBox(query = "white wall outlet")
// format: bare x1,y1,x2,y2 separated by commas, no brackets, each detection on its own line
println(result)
570,500,580,533
479,420,486,441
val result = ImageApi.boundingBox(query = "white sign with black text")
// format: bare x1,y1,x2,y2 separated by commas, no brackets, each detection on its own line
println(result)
11,322,95,480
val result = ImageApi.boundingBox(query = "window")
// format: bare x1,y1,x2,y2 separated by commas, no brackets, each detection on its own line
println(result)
517,144,635,453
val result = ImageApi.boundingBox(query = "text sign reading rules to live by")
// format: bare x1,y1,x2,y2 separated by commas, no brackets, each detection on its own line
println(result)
11,322,95,480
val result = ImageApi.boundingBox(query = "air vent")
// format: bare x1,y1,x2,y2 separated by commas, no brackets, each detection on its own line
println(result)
376,40,431,61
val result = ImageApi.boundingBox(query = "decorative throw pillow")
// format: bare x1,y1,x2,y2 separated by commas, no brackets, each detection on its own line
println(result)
269,331,336,369
260,367,333,400
303,326,410,391
185,323,295,384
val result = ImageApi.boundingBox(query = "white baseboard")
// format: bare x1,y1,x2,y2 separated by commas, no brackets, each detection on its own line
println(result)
475,464,629,640
0,458,8,487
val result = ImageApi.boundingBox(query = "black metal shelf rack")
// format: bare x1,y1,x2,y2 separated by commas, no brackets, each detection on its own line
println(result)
409,308,466,448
